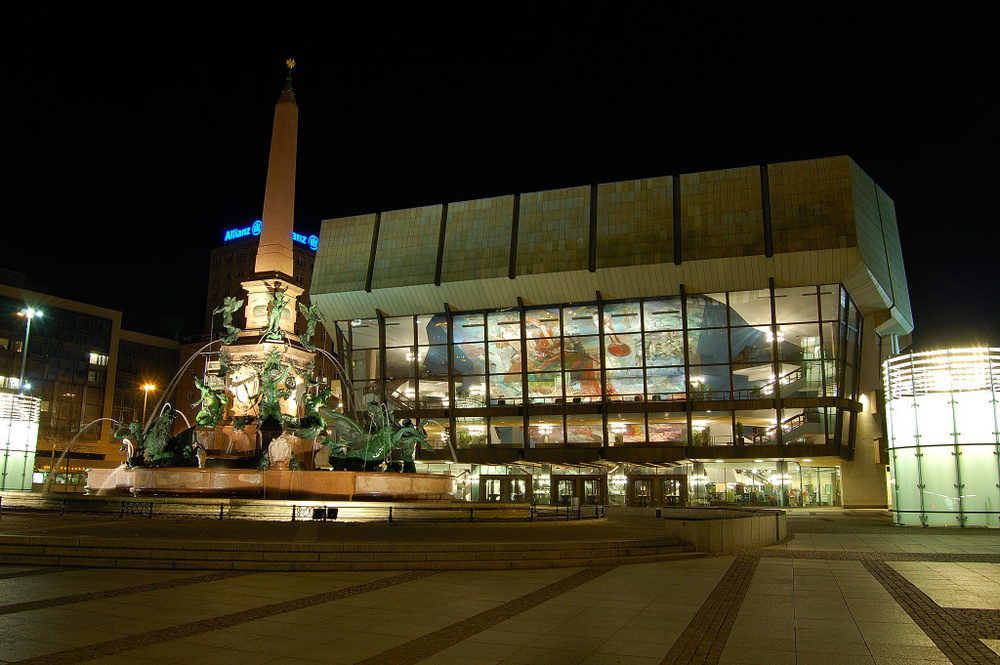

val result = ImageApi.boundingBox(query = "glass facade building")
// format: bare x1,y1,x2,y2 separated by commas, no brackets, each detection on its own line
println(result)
884,348,1000,526
310,156,913,508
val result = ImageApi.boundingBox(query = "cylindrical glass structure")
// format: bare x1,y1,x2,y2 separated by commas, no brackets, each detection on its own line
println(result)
884,348,1000,527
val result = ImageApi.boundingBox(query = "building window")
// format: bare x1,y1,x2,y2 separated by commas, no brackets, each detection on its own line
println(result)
89,352,109,366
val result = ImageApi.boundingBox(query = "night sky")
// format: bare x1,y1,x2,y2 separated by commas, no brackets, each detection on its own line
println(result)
6,8,997,351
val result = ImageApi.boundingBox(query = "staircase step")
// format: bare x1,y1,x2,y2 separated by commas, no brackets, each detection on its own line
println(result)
0,534,701,571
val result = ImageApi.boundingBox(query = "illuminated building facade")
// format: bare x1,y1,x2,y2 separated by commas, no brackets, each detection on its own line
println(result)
310,156,912,508
0,282,179,486
884,348,1000,526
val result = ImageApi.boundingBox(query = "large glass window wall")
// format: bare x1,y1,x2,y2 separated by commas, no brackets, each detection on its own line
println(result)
688,460,842,507
336,285,861,449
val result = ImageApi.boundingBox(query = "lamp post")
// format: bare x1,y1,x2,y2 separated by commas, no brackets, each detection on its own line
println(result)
16,308,42,393
141,383,156,422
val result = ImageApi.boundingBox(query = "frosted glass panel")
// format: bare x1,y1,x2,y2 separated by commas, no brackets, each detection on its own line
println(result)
954,391,999,443
957,445,1000,527
915,394,954,444
920,445,960,526
891,447,922,525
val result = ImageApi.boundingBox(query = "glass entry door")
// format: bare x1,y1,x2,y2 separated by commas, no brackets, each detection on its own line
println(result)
662,478,683,506
509,478,528,502
633,479,652,506
556,479,576,505
482,477,502,501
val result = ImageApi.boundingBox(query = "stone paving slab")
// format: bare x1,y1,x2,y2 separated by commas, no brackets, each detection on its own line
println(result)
0,509,998,665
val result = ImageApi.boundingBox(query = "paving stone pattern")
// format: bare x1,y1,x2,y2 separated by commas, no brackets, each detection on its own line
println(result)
1,512,999,665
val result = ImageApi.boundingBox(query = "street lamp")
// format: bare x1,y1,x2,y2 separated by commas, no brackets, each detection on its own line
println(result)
141,384,156,422
16,308,42,393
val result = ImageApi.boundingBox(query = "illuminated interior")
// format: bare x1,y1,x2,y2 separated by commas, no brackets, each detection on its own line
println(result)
336,284,861,450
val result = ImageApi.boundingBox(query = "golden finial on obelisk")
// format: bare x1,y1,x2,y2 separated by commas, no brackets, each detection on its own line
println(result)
285,58,296,71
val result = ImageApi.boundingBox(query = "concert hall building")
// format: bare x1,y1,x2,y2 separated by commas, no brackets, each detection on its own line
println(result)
309,156,912,509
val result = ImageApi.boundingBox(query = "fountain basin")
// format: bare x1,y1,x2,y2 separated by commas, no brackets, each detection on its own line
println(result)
86,467,453,501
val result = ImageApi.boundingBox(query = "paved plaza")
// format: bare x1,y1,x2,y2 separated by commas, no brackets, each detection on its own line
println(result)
0,509,998,665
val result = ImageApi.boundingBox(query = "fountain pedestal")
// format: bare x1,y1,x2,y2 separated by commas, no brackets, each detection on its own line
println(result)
86,467,453,501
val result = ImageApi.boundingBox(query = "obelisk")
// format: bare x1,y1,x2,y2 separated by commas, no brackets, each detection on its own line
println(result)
242,59,303,335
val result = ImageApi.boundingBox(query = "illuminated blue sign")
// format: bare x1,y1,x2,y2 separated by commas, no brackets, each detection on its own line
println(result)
223,221,319,251
223,220,262,242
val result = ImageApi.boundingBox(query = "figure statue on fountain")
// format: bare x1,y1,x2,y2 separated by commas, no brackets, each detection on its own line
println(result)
212,296,244,344
264,288,289,341
254,347,293,427
192,376,228,428
298,301,325,351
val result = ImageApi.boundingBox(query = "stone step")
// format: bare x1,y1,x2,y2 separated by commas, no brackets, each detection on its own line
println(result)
0,535,701,571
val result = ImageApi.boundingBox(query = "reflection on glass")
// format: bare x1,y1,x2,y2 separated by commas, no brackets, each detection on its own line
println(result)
606,369,644,398
603,301,641,333
646,367,685,398
350,319,379,349
487,340,520,374
455,343,486,375
489,374,522,401
524,308,560,338
529,418,563,446
645,331,684,366
608,415,646,445
727,289,772,326
774,286,818,323
384,316,414,347
643,298,683,331
488,310,521,341
566,415,603,445
490,417,524,445
525,338,562,372
527,372,561,399
563,305,599,335
648,413,686,444
605,333,642,367
452,313,484,343
686,294,728,329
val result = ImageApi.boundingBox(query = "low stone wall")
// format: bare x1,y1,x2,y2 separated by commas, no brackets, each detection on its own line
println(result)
86,468,453,501
662,507,787,554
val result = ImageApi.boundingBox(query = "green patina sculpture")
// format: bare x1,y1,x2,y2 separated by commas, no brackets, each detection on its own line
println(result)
319,401,431,470
192,375,228,428
264,289,289,340
113,407,202,468
254,347,292,425
213,297,244,344
297,301,325,351
288,383,335,439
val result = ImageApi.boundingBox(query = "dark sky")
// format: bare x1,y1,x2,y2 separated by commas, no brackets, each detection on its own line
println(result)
6,7,997,351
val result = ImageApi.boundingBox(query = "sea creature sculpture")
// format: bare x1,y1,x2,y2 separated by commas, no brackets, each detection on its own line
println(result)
320,401,431,470
192,376,228,428
113,407,202,467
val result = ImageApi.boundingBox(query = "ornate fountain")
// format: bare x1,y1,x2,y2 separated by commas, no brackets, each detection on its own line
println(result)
86,285,450,501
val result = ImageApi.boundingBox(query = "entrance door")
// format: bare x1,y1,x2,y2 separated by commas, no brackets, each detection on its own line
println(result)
662,478,684,506
633,479,652,507
582,478,603,505
482,477,502,502
556,479,575,505
508,478,528,502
